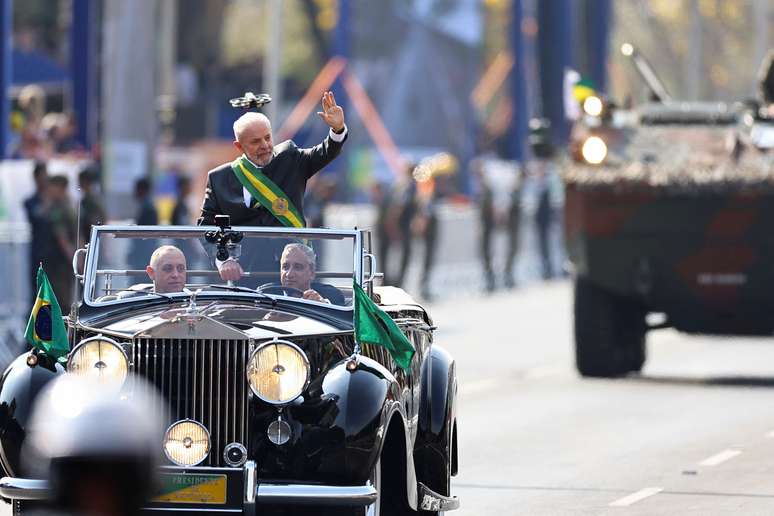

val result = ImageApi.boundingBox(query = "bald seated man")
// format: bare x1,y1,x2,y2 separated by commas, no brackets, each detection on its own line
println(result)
146,245,187,293
279,243,345,305
198,91,348,281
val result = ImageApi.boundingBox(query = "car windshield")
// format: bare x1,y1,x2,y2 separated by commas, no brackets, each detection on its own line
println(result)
84,227,360,308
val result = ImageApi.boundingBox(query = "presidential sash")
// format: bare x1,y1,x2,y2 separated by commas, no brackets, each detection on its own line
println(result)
231,155,305,228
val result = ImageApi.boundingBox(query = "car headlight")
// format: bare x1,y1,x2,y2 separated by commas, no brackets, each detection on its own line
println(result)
246,340,309,405
163,420,210,466
581,136,608,165
67,336,128,385
583,95,604,117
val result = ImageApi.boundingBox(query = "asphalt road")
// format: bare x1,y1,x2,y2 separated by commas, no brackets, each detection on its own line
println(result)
432,280,774,515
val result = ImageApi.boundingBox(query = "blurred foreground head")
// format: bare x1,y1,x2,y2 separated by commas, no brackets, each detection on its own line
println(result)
26,374,164,516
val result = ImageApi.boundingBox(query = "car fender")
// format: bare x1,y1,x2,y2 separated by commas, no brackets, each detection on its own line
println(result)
415,344,457,489
320,355,407,482
0,353,65,476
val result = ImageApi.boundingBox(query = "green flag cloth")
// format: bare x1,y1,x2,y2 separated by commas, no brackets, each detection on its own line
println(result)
24,265,69,361
353,280,415,372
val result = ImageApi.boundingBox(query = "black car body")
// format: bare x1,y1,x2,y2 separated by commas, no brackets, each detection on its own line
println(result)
0,225,459,515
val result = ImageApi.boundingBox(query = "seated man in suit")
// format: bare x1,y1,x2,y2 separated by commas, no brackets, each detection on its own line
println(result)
146,245,187,293
105,245,187,301
262,243,345,305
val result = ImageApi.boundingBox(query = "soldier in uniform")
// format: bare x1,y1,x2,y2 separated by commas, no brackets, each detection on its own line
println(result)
528,118,561,280
45,175,76,307
757,49,774,114
476,157,521,291
78,167,106,247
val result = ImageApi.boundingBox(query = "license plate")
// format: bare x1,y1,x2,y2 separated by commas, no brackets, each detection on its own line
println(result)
153,473,227,504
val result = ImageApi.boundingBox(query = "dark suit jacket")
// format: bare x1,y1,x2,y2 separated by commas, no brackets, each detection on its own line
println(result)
198,134,346,227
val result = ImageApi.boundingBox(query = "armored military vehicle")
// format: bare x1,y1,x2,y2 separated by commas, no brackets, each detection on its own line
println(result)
565,45,774,377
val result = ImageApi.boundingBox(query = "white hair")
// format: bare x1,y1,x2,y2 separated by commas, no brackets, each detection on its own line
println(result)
233,112,271,141
282,243,316,270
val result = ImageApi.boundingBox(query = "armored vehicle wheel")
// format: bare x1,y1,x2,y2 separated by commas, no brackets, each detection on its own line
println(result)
574,278,646,377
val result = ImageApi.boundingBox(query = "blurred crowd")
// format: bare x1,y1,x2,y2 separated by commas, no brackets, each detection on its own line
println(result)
23,136,566,308
368,117,566,300
23,161,196,308
9,85,88,161
15,77,565,307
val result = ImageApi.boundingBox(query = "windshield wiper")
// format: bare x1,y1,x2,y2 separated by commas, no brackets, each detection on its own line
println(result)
202,284,258,294
200,284,278,302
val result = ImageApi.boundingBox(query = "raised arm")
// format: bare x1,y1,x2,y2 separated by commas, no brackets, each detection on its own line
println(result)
300,92,349,179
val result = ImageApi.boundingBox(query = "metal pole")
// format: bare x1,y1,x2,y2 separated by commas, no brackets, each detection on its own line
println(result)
537,0,572,145
0,0,11,158
331,0,349,113
71,0,95,150
508,0,528,162
101,0,159,217
263,0,283,125
584,0,610,94
686,0,702,100
157,0,178,140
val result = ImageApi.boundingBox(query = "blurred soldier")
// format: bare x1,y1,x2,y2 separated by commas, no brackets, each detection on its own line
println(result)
371,181,392,283
24,162,52,305
378,166,418,288
412,153,457,299
45,175,76,308
171,175,193,225
304,176,337,265
528,118,562,280
757,49,774,114
129,177,158,271
78,167,106,247
25,374,163,516
476,157,521,291
304,176,337,229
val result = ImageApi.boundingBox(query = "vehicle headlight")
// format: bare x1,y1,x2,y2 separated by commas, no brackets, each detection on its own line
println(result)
67,337,128,385
163,420,210,466
583,95,604,117
581,136,608,165
246,340,309,405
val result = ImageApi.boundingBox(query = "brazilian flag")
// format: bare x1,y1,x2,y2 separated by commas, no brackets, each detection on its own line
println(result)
353,280,415,372
24,265,69,361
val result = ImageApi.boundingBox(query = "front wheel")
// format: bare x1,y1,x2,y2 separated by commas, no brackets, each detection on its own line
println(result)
574,278,647,378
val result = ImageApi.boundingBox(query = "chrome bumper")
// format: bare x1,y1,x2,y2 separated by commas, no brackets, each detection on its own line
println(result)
256,484,377,506
418,482,460,512
0,476,377,507
0,478,50,500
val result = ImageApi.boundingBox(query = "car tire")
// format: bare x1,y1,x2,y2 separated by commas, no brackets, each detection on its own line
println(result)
574,278,647,378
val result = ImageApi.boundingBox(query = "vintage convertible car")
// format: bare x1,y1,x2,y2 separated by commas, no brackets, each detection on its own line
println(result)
0,224,459,515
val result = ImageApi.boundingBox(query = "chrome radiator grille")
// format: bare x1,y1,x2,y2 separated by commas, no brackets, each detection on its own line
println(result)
132,338,252,466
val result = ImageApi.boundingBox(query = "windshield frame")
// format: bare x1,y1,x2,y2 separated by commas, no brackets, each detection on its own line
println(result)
82,225,365,310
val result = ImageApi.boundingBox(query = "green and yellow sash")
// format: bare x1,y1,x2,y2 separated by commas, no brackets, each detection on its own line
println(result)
231,155,305,228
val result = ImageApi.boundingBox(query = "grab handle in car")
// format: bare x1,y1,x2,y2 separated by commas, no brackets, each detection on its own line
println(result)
363,253,379,286
72,247,87,282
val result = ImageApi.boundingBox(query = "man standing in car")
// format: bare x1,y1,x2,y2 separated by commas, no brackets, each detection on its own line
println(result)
199,91,347,281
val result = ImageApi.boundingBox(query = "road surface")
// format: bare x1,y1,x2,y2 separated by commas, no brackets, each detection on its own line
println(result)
434,281,774,515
